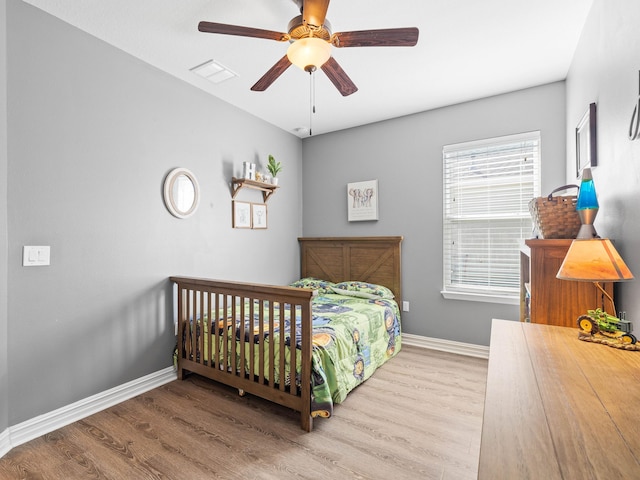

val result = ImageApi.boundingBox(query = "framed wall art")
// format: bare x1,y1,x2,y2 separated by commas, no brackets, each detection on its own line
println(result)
347,179,379,222
251,203,267,229
576,102,597,177
629,70,640,140
232,201,251,228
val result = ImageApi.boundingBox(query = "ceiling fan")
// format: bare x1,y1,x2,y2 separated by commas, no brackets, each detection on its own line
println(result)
198,0,419,96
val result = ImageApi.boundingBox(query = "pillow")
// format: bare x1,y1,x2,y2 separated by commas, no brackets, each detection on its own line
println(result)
330,286,380,300
331,281,395,299
289,277,335,294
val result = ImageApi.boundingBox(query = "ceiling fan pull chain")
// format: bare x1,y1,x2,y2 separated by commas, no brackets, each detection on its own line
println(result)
312,69,317,114
309,68,316,136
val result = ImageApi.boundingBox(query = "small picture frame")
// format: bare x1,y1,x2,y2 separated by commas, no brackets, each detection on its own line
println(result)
576,102,597,177
251,203,267,229
232,201,251,228
347,180,379,222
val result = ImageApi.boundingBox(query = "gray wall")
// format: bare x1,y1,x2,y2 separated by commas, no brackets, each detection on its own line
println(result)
6,0,303,425
302,82,566,346
564,0,640,324
1,0,9,437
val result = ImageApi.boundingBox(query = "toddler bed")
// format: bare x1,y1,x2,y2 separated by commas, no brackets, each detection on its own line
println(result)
171,236,402,431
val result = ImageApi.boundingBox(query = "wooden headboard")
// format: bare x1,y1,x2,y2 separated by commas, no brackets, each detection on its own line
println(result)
298,236,403,301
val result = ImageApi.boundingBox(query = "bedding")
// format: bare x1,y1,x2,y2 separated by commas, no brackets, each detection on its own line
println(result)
288,276,336,294
331,280,396,299
306,292,401,416
182,285,401,418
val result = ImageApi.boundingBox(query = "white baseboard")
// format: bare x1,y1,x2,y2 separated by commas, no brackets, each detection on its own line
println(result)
402,333,489,359
2,366,177,457
0,428,10,459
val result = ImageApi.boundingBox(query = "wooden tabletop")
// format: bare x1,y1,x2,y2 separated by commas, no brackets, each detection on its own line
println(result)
479,319,640,479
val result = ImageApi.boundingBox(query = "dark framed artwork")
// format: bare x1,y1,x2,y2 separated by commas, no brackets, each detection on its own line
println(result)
576,102,597,177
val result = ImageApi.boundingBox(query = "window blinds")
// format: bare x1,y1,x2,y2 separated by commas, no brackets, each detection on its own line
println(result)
443,131,541,298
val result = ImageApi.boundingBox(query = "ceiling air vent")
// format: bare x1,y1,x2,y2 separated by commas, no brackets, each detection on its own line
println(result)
190,60,237,84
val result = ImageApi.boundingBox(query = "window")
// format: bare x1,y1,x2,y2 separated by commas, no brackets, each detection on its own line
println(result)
442,131,541,303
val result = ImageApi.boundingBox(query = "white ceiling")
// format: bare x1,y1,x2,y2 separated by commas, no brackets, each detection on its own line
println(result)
23,0,594,137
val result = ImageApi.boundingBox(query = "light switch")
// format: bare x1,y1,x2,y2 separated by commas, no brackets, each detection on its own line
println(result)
402,301,410,312
23,246,50,266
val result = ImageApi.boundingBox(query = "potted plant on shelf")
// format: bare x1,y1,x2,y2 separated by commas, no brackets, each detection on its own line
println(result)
267,154,282,185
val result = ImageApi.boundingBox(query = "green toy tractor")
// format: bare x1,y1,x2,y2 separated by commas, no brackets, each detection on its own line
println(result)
577,308,636,344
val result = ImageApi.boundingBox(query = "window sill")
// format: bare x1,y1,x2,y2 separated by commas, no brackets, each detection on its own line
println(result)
441,291,519,305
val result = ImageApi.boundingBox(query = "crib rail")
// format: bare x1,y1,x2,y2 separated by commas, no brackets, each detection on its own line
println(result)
170,276,316,431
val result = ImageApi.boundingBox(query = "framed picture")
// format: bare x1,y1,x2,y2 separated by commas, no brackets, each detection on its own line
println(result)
576,102,597,177
347,179,379,222
232,201,251,228
251,203,267,229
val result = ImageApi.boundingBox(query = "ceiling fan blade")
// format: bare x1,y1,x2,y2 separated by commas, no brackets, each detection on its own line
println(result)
198,21,289,42
332,27,419,48
302,0,330,28
251,55,293,91
321,57,358,96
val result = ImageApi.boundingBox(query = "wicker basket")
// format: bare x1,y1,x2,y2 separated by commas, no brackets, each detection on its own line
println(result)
528,185,581,239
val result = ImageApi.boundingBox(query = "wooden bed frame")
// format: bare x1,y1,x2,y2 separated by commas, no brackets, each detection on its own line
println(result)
171,236,402,431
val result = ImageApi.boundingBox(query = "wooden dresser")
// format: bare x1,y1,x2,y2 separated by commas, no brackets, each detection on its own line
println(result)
478,319,640,479
520,239,613,327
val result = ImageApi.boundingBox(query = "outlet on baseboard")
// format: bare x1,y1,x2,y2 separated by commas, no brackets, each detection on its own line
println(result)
402,301,410,312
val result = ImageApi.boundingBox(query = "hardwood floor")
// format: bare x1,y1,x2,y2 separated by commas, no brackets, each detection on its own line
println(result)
0,345,488,479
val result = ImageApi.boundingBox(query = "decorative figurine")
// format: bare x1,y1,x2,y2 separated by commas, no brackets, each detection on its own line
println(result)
577,309,640,350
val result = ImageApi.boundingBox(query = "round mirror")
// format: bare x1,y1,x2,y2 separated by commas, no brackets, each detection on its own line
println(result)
163,167,200,219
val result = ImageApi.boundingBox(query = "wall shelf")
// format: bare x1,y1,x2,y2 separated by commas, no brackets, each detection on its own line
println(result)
231,177,279,202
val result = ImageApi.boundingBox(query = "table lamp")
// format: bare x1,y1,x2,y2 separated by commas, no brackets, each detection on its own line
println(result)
557,238,634,317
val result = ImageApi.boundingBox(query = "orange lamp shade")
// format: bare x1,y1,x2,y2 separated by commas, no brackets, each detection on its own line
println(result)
556,238,634,282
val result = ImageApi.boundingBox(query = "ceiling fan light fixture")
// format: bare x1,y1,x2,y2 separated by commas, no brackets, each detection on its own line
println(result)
286,37,331,70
